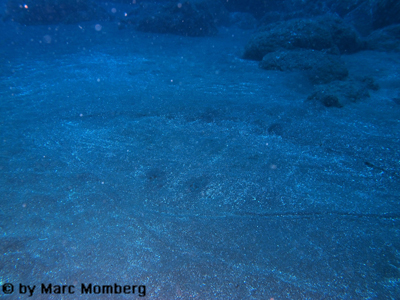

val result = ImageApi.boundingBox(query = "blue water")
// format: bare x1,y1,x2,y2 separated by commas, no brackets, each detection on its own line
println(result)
1,1,400,299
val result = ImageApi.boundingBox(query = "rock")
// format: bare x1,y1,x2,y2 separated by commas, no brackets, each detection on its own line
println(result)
243,14,364,61
306,77,378,108
366,24,400,52
312,0,400,35
221,0,399,36
372,0,400,30
259,49,348,84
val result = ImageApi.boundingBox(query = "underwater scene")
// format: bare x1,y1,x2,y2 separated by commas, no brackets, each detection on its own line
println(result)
0,0,400,299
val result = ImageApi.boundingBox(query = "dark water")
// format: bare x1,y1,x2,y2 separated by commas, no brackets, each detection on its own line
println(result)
0,1,399,299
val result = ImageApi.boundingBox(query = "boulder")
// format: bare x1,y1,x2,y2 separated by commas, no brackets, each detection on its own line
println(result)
366,24,400,52
307,76,379,108
259,49,348,84
243,14,364,61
